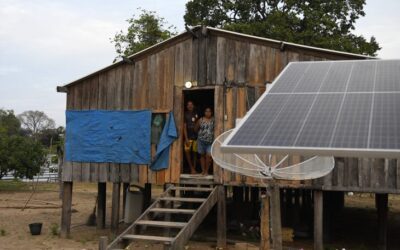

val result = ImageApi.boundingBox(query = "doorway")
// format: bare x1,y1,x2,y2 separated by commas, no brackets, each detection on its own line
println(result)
182,88,215,175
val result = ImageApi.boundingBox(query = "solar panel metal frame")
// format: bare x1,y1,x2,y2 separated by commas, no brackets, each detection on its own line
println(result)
221,59,400,158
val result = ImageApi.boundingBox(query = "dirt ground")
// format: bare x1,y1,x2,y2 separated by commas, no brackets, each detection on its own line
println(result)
0,182,221,250
1,181,400,250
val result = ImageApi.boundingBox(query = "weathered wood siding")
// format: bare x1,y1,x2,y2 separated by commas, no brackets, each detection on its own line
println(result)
206,32,366,188
63,35,196,184
313,158,400,193
62,28,400,193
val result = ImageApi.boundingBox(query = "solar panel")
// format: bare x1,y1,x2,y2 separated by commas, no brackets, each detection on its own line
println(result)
223,59,400,158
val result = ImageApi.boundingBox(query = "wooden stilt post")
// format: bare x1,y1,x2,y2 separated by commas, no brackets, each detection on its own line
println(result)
270,184,282,250
164,183,174,237
143,183,152,211
99,236,108,250
60,181,73,238
376,193,388,250
97,182,106,229
233,186,244,222
251,187,260,220
314,190,323,250
323,191,332,243
217,185,227,249
111,182,121,235
260,194,270,250
122,183,129,221
58,152,64,199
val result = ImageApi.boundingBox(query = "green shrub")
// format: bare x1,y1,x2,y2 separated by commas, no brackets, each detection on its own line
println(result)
50,223,59,236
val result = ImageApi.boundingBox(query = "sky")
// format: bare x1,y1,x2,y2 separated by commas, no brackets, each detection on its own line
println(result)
0,0,399,126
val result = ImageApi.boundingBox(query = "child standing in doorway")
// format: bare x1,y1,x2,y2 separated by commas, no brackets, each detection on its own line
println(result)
196,107,214,176
184,101,199,174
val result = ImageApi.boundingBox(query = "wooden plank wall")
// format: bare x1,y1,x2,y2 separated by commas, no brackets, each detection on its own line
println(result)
312,158,400,194
211,35,334,187
63,37,195,184
62,30,399,193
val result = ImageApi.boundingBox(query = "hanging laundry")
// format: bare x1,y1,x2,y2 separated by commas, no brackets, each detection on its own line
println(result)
150,112,178,171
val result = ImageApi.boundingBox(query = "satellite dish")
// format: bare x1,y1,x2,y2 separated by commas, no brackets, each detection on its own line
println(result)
211,129,334,180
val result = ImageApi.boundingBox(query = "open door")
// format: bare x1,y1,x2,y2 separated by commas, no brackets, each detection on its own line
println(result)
181,88,215,175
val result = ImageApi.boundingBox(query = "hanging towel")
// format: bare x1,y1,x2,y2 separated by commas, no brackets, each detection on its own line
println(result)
151,112,178,171
65,110,151,164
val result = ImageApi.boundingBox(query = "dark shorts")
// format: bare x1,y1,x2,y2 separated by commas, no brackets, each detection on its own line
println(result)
197,140,211,154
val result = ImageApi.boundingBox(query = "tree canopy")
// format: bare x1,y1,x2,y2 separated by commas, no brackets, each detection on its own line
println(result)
184,0,380,56
0,110,20,136
0,109,62,179
0,109,47,179
111,9,177,62
18,110,55,140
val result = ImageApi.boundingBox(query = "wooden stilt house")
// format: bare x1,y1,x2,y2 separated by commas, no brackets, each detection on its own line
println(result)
57,26,397,250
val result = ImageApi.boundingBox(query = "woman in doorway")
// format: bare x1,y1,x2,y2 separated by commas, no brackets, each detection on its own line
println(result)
195,107,214,176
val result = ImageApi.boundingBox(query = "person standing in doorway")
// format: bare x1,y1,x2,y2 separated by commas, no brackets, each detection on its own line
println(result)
196,107,214,176
184,101,199,174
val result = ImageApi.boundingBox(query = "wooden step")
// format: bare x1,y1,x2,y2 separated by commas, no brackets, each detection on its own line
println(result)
179,175,214,185
136,220,187,228
149,208,196,214
160,197,207,203
122,234,174,243
171,186,213,192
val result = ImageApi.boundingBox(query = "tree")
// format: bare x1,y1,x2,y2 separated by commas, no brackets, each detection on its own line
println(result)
39,126,65,148
111,9,177,62
0,109,21,135
0,109,46,179
0,135,46,179
184,0,380,56
18,110,55,139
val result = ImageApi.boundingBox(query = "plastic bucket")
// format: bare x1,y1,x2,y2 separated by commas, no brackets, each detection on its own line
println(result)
29,223,42,235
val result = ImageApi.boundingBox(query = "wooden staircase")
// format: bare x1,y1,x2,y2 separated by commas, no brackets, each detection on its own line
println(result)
107,183,219,250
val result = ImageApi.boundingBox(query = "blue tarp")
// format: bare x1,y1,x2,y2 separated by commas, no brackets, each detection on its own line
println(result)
65,110,151,164
150,112,178,171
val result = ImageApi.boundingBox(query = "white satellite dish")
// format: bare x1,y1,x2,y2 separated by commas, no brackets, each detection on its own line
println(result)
211,129,334,180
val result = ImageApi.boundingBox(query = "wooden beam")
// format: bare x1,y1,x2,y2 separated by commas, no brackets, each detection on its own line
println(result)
122,183,129,221
60,181,73,238
107,185,176,249
111,182,121,235
143,183,152,211
260,194,270,250
314,190,323,250
164,183,174,237
376,193,388,250
172,187,219,249
99,236,108,250
97,182,106,229
56,86,68,93
136,220,187,228
270,185,282,250
150,208,196,214
217,185,227,249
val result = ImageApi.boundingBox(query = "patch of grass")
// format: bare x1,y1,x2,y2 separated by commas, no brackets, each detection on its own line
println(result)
0,228,6,236
0,179,29,191
50,223,59,236
0,180,58,192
